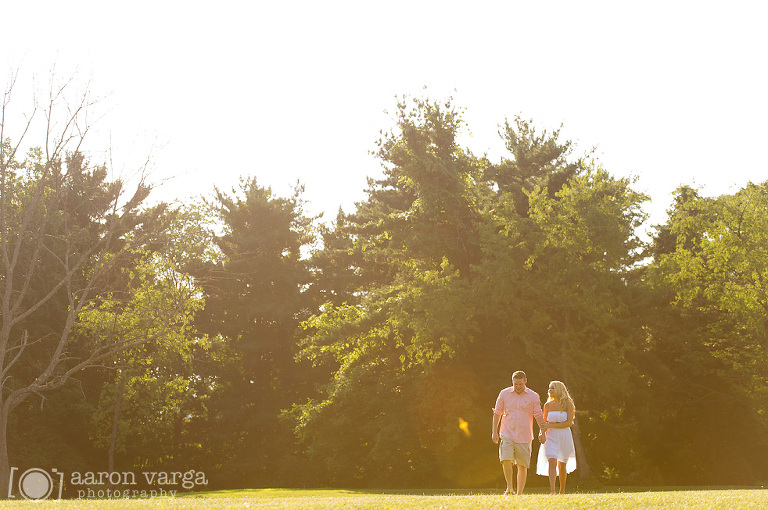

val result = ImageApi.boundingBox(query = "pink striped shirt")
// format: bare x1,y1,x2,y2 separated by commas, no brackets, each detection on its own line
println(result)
493,386,543,443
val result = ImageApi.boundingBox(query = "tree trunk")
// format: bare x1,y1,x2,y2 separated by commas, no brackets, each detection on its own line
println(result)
108,370,126,474
0,406,10,499
571,417,590,482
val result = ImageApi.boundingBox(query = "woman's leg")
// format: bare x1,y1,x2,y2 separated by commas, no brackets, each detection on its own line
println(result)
558,461,568,494
547,458,557,494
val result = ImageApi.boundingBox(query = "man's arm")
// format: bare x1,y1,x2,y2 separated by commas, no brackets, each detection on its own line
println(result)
535,398,547,442
491,411,502,444
533,396,545,429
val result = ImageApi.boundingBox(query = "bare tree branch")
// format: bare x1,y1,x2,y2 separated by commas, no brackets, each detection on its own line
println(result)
0,68,197,495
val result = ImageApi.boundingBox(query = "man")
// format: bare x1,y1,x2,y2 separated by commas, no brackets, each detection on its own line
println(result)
491,370,545,495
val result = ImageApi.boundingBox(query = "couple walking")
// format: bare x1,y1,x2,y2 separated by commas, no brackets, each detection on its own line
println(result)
491,371,577,495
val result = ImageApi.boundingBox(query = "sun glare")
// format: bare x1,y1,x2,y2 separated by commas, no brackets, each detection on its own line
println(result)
458,417,471,437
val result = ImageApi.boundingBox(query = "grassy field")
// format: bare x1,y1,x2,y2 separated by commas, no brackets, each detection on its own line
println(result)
0,487,765,509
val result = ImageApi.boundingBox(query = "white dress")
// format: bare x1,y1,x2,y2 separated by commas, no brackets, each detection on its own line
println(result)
536,410,577,475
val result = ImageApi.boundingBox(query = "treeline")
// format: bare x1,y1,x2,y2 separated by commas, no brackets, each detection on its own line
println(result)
3,97,768,493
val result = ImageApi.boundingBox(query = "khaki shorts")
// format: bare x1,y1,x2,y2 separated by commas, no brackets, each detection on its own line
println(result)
498,438,532,467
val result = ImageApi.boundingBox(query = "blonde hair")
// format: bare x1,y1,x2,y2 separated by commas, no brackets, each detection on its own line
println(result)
547,380,574,410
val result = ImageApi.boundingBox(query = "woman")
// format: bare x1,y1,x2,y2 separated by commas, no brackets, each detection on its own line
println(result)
536,380,577,494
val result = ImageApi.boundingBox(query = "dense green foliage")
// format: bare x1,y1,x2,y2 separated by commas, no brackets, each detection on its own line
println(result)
3,96,767,496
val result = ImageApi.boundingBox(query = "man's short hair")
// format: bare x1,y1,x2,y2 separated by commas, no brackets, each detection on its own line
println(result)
512,370,527,381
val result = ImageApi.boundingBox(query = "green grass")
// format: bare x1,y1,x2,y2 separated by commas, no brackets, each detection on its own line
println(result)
0,488,765,509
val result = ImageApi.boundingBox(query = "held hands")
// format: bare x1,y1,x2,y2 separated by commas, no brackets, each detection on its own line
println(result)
538,420,549,443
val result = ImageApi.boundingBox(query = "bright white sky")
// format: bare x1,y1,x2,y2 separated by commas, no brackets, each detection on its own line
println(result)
2,1,767,233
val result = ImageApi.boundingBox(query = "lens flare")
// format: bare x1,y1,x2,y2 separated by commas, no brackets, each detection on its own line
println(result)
458,417,471,437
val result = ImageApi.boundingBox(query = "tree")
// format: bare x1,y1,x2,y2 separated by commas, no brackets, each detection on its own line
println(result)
0,72,197,494
487,116,581,217
643,183,768,483
193,177,316,487
86,204,208,476
522,167,648,481
292,97,653,488
291,97,485,487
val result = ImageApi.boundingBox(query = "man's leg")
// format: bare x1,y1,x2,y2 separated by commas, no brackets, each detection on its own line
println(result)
501,460,514,494
512,441,532,495
516,465,528,495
